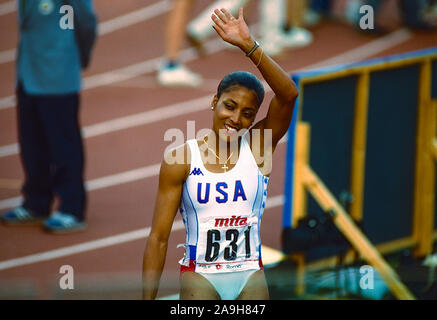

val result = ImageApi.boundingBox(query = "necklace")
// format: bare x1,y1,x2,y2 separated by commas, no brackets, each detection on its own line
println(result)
203,136,234,172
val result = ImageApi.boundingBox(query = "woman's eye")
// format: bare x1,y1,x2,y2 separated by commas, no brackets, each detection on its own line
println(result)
244,113,254,118
224,103,234,110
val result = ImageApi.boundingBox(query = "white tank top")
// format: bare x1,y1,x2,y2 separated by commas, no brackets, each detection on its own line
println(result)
179,135,269,273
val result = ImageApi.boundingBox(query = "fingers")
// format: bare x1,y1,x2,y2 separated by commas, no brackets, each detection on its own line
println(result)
211,13,225,31
212,24,226,40
213,8,237,24
213,8,229,24
221,8,235,22
238,7,243,20
211,7,241,41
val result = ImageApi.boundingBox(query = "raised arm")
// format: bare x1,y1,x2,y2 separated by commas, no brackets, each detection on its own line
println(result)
142,149,188,300
211,7,298,148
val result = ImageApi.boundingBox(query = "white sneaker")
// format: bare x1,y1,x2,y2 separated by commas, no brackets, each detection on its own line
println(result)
281,27,313,48
259,32,285,56
157,64,203,87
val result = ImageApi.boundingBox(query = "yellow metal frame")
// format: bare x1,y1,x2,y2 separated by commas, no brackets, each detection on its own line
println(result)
412,59,436,257
289,53,437,300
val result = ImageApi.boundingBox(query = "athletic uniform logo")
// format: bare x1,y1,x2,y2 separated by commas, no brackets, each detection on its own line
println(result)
214,215,248,228
197,180,247,204
189,168,204,176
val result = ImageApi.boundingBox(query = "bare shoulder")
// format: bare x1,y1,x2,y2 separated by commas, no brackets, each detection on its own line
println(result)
247,126,273,176
161,142,191,184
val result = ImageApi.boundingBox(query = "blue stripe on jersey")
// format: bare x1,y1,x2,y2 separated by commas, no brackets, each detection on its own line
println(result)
251,174,261,213
189,245,197,260
257,180,263,253
183,183,199,248
180,202,187,233
257,174,265,217
258,178,265,218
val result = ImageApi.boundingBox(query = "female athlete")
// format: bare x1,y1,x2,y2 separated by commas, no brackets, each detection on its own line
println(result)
143,7,298,300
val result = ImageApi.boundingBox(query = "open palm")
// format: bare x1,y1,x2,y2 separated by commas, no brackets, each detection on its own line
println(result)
211,8,251,49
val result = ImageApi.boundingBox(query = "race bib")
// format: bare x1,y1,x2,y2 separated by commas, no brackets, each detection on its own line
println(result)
195,214,260,273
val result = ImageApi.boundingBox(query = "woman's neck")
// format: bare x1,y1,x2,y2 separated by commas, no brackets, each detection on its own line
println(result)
204,134,241,155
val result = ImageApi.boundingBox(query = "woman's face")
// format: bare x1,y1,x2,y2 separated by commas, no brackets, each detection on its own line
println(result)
211,85,259,143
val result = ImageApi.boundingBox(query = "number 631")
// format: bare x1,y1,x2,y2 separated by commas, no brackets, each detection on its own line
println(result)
205,227,251,262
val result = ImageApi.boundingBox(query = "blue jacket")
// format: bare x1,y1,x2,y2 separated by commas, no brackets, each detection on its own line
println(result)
17,0,97,95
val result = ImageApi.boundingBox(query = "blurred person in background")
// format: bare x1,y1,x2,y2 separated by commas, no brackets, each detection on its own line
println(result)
280,0,313,49
186,0,249,54
1,0,97,233
304,0,331,25
158,0,254,87
157,0,203,87
186,0,313,58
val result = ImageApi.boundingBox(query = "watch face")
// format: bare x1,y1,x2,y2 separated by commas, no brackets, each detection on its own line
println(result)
39,0,54,15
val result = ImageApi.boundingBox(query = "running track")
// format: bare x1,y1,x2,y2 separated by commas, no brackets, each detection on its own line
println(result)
0,0,435,299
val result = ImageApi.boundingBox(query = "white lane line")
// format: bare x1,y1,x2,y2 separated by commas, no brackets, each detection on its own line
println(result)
0,0,15,16
0,195,283,271
0,196,21,211
81,37,226,90
0,163,161,210
0,134,288,211
0,143,18,158
0,92,213,159
109,76,224,92
0,28,413,158
83,96,211,137
0,96,14,111
0,48,15,64
0,95,15,110
0,36,224,111
0,0,171,66
306,28,412,69
0,27,412,111
0,227,154,271
87,163,162,191
98,0,170,36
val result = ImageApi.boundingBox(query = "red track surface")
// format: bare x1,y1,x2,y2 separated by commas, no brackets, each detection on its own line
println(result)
0,0,436,299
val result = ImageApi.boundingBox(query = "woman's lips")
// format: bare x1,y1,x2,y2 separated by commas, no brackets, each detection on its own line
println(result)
224,124,238,135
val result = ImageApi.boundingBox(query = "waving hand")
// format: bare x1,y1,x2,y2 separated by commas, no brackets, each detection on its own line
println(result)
211,8,251,51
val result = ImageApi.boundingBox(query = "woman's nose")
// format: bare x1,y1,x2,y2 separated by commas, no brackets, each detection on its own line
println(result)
230,111,241,125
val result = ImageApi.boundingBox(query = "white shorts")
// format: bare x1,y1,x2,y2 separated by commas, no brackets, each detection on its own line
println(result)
198,269,258,300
